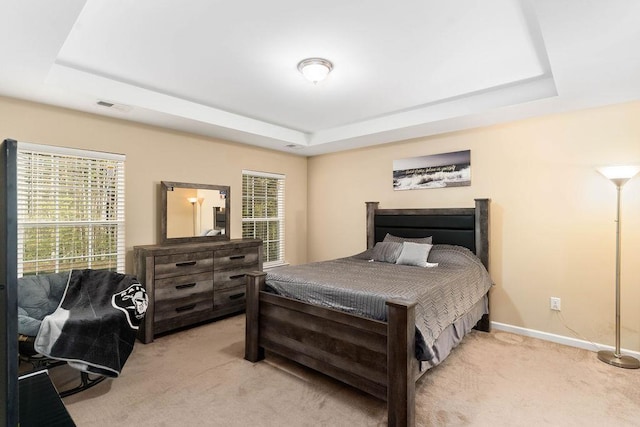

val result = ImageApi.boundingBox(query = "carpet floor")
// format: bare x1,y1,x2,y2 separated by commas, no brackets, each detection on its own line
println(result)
50,314,639,426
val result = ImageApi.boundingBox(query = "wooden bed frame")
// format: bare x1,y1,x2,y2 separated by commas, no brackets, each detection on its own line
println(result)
245,199,490,426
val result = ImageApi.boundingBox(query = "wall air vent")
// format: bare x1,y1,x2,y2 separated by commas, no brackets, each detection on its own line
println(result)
96,100,132,113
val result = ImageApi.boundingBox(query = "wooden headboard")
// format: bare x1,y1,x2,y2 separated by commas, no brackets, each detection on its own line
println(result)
366,198,490,270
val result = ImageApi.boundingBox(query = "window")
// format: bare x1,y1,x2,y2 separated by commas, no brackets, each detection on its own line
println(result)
16,142,125,276
242,170,285,267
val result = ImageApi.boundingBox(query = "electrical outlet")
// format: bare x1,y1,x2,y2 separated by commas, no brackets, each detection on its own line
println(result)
550,297,561,311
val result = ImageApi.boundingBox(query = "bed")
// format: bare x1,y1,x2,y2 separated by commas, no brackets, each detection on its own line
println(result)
245,199,491,426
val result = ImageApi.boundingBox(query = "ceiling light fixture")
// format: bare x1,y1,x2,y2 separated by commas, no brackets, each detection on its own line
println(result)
297,58,333,84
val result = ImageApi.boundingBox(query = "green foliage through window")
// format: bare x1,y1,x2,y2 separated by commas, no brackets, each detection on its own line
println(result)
242,171,284,266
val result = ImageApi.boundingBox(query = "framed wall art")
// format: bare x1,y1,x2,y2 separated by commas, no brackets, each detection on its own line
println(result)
393,150,471,190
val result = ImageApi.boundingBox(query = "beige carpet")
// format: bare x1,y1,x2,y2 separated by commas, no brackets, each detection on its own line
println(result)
47,314,639,426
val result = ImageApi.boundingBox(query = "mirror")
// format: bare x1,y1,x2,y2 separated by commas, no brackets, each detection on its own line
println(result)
161,181,230,244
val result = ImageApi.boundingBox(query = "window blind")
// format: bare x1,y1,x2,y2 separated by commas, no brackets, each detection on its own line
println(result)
16,142,126,276
241,170,285,267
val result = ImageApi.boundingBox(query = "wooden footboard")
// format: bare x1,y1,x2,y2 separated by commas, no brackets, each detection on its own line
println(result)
245,271,419,427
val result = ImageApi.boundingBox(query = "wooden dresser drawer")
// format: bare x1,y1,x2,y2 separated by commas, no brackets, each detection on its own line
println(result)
214,285,246,310
154,272,213,302
154,293,213,334
154,251,213,279
213,266,256,312
213,268,256,291
214,247,259,270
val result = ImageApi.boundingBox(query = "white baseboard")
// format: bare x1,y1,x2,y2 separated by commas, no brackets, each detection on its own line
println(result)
491,321,640,359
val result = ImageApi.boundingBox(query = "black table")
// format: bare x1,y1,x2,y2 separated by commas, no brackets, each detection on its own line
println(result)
19,370,75,427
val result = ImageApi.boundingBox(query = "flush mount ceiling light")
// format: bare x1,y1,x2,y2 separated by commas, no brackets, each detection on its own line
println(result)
297,58,333,84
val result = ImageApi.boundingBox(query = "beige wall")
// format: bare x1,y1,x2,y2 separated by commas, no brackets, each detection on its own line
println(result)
166,188,197,238
0,96,308,271
308,101,640,352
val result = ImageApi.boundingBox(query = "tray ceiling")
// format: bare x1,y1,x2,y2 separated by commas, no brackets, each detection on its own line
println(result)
2,0,640,155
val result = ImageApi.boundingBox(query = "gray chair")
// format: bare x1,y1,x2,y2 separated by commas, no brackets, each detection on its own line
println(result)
18,272,106,397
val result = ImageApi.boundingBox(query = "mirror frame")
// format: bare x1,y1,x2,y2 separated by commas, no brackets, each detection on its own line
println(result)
160,181,231,244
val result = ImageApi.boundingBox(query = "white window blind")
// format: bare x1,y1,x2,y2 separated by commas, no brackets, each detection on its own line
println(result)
16,142,126,276
242,170,285,267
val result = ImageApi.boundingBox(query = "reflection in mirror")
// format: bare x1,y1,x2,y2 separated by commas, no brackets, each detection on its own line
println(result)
161,181,230,244
166,188,226,237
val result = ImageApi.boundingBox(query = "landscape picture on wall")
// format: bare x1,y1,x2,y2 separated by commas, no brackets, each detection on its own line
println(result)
393,150,471,190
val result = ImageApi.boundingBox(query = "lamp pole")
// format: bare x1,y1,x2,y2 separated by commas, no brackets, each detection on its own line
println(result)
614,184,622,357
187,198,198,236
197,197,204,235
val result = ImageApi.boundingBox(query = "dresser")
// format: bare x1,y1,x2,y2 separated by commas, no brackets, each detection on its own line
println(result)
134,239,262,343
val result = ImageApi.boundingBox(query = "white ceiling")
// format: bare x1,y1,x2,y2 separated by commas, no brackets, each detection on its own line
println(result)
2,0,640,156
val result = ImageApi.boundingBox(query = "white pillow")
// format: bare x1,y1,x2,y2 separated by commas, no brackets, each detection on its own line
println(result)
396,242,433,267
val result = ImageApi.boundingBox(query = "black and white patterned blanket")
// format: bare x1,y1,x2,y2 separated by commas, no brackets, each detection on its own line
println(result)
34,269,148,377
266,245,492,361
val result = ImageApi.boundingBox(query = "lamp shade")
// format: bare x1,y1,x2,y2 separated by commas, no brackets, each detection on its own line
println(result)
298,58,333,83
598,165,640,187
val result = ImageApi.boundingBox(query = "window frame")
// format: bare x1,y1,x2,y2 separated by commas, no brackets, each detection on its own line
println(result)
241,170,285,268
16,142,126,276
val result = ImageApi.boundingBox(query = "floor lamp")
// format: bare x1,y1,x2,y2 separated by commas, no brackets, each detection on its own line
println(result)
597,165,640,369
188,197,198,236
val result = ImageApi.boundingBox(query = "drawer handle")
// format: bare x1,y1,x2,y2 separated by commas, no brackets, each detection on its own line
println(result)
175,303,196,313
229,274,246,280
176,261,197,267
229,255,245,260
175,283,196,290
229,292,245,300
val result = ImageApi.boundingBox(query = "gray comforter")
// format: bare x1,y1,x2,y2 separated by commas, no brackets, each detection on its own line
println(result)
266,245,492,361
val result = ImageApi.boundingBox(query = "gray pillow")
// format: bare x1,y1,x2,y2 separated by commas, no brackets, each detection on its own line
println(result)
396,242,433,267
383,233,433,245
371,241,403,263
